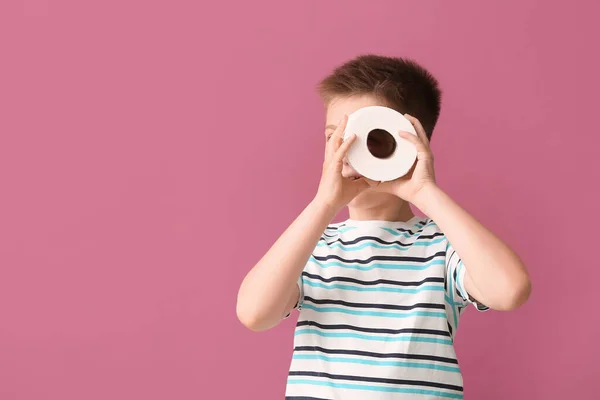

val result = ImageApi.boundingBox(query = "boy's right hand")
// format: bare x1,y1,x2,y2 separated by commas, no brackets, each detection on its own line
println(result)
314,115,370,211
237,116,368,332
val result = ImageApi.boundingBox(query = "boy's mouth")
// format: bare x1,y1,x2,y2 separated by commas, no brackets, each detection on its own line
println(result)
343,161,363,180
344,171,363,180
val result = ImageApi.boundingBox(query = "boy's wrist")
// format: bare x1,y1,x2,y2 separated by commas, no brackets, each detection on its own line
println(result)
411,183,444,216
309,197,339,222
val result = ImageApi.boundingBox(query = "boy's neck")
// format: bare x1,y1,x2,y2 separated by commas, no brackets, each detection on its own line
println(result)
347,196,415,222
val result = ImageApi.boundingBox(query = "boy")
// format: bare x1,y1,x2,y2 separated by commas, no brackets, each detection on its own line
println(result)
237,55,531,399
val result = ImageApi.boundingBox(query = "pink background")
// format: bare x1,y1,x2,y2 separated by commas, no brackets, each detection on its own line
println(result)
1,1,599,399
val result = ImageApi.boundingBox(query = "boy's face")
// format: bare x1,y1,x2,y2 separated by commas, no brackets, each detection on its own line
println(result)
325,94,402,208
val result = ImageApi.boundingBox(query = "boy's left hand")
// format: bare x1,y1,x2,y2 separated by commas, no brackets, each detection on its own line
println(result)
377,114,437,206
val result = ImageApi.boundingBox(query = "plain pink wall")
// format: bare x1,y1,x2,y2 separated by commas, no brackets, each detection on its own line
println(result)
1,0,599,399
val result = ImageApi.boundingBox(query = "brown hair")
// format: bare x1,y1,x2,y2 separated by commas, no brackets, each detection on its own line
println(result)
318,54,442,138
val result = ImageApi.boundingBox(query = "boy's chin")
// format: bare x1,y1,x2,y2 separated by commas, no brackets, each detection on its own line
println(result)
349,187,398,207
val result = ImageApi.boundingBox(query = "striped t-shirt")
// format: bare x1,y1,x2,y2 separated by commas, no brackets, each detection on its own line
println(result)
285,217,487,400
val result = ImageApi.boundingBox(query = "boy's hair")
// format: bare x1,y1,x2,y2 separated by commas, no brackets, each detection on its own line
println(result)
318,54,442,138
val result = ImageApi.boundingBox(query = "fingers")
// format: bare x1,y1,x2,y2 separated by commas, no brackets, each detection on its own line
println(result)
324,137,336,164
398,130,429,153
332,115,349,143
332,133,356,170
404,114,430,148
325,115,348,163
331,115,348,152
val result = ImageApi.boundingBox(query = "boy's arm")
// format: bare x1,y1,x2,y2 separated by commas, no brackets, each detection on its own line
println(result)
415,185,531,310
389,115,531,311
236,200,336,332
236,116,369,331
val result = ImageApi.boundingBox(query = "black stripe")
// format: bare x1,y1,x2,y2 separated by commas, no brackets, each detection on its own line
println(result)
396,227,422,234
444,250,457,292
304,296,445,311
294,346,458,365
453,270,462,301
394,222,439,235
288,371,463,392
447,321,453,336
447,250,458,269
418,233,445,240
312,251,446,265
322,232,336,238
302,271,444,287
296,320,450,337
319,232,445,247
398,219,430,230
286,397,331,400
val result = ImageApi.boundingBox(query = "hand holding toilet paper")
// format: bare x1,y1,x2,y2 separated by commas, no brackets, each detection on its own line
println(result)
343,106,418,182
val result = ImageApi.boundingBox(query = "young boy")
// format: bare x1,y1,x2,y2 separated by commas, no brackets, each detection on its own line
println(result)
237,55,531,400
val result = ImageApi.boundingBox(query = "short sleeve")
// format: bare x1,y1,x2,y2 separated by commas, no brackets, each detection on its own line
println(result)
445,241,489,312
296,274,304,309
282,274,304,319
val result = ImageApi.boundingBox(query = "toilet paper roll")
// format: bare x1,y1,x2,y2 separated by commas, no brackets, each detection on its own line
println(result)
343,106,418,182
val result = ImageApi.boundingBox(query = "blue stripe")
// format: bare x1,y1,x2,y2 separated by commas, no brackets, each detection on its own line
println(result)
286,379,463,399
294,328,453,345
446,255,459,329
316,237,446,251
292,354,460,372
303,279,444,294
301,304,446,319
308,257,445,271
338,226,356,233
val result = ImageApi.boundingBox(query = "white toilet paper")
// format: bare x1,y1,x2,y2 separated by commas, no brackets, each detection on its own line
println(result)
343,106,418,182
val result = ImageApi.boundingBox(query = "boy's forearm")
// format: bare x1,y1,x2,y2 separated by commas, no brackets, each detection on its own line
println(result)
236,199,337,331
414,184,531,310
